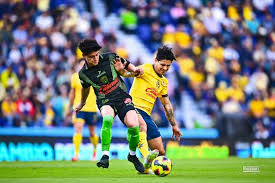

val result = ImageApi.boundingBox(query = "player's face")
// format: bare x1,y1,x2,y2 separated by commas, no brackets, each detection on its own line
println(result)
84,51,100,66
154,59,172,75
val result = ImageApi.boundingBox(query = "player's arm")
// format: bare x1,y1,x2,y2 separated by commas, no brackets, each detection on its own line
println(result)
74,87,90,113
80,87,90,107
159,96,182,141
65,87,75,117
116,68,142,78
113,56,143,77
75,71,91,113
125,62,143,76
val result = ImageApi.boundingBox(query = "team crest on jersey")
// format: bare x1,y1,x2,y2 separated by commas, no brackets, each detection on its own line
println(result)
161,80,166,86
100,76,108,84
156,80,160,89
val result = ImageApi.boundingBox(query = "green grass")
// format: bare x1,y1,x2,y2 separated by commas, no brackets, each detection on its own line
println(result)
0,158,274,183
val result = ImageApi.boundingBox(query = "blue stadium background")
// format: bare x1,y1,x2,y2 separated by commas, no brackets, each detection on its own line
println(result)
0,0,274,161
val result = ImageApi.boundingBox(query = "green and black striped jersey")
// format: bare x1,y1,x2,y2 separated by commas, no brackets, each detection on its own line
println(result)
78,52,130,107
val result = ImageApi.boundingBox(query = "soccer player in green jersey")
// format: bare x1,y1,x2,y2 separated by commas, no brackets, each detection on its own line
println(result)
74,39,144,173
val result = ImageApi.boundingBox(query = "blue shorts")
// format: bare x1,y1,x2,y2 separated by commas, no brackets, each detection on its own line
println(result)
75,111,97,126
137,109,161,140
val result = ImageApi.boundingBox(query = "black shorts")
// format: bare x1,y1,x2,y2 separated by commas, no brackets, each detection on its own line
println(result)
99,96,136,122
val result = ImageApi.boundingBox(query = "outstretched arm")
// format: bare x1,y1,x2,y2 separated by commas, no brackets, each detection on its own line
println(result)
117,69,140,78
74,87,90,113
113,56,143,77
159,96,182,141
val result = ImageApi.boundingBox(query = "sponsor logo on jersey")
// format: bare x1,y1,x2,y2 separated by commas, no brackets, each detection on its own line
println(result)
102,99,109,104
96,70,106,78
145,88,158,99
99,78,120,95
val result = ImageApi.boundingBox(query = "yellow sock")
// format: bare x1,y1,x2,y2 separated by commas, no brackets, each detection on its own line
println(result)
90,134,99,152
138,131,149,158
73,133,82,156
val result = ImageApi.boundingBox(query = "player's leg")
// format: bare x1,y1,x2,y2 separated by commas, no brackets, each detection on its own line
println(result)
137,109,160,172
137,114,150,158
123,109,145,173
72,116,85,161
97,105,115,168
124,110,140,152
87,112,98,160
148,137,165,155
137,111,159,174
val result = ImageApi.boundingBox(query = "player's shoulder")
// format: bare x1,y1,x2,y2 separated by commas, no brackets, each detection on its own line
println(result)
101,52,116,61
79,62,88,72
142,63,153,71
142,63,152,68
78,66,88,80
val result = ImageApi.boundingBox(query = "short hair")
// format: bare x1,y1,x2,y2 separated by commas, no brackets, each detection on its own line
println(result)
78,39,102,56
156,45,176,61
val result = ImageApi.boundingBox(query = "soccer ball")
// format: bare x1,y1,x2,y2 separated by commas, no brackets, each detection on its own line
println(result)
151,156,172,177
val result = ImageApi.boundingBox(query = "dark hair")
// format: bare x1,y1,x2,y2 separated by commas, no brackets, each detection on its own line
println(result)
78,39,102,56
156,45,176,61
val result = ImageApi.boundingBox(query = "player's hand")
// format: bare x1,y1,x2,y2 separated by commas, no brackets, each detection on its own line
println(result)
65,108,72,118
113,56,126,72
172,125,182,142
74,103,85,113
134,67,144,77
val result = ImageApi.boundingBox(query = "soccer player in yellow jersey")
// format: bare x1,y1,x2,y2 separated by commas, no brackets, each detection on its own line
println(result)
130,46,182,172
66,60,99,161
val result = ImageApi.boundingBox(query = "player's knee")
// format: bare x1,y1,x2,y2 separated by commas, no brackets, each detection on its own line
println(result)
139,124,147,132
89,130,95,137
74,123,83,133
76,128,82,133
126,116,139,128
138,118,147,132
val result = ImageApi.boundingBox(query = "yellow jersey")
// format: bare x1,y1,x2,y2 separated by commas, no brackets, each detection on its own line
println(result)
130,64,168,115
71,72,97,112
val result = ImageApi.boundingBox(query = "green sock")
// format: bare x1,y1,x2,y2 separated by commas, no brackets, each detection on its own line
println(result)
101,115,113,151
127,126,140,151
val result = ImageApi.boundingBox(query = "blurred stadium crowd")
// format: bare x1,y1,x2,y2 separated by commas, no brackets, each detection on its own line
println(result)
0,0,274,139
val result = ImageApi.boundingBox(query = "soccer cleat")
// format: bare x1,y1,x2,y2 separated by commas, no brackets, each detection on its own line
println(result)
138,168,154,174
97,155,109,168
72,156,79,162
144,149,159,169
128,154,145,173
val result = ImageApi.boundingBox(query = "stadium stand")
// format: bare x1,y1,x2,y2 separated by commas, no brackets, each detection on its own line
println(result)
0,0,274,140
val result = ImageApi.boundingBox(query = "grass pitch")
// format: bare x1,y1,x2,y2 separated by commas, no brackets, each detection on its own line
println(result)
0,158,274,183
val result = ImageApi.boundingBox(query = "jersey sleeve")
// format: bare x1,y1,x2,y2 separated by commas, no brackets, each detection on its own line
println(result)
78,71,91,88
159,80,168,98
119,56,129,64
